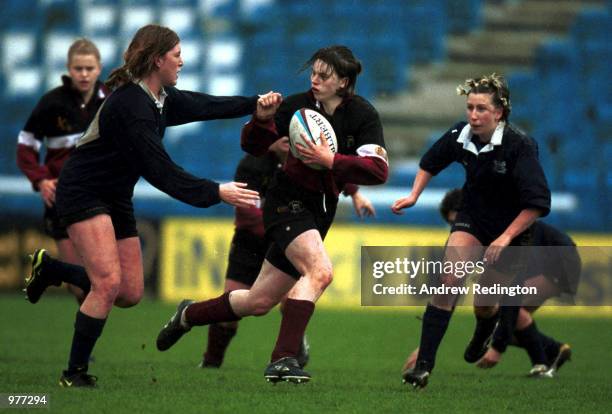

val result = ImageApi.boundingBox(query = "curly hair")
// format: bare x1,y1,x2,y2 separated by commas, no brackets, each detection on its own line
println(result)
456,73,511,121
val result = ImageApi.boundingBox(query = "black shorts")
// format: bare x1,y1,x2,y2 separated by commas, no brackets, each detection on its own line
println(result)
451,211,532,247
263,172,336,279
451,210,533,275
522,247,582,296
56,188,138,240
226,229,268,286
43,205,69,240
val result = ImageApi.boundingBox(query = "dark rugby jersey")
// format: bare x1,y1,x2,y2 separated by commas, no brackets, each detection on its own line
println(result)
16,76,107,189
57,82,258,209
233,153,360,237
241,91,388,200
421,121,551,237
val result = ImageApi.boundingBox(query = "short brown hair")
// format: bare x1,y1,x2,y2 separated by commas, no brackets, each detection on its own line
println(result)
67,38,101,64
301,45,362,97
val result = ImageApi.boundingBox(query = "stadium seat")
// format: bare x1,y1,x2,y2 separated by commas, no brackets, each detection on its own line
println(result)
81,1,119,36
506,71,536,130
40,0,81,33
446,0,483,34
179,36,205,72
119,3,157,39
160,6,200,38
405,3,447,63
534,40,580,130
0,31,40,72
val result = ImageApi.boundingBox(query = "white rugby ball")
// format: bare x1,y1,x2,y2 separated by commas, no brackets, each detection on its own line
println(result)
288,108,338,170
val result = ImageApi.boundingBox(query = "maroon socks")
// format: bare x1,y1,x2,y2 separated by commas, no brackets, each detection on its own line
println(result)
270,299,315,362
185,292,241,326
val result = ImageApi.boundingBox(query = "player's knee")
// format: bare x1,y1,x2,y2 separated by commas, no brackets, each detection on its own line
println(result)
311,265,333,290
91,272,121,303
115,286,144,308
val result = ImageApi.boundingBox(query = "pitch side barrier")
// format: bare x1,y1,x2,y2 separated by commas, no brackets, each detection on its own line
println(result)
158,218,612,315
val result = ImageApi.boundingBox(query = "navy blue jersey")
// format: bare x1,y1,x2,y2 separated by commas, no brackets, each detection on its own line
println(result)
421,121,551,238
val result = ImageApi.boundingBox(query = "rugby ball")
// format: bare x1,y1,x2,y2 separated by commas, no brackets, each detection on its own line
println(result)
288,108,337,170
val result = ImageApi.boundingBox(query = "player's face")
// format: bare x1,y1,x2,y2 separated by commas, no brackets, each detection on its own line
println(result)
158,43,183,86
446,210,458,225
465,93,503,141
68,54,101,95
310,60,348,103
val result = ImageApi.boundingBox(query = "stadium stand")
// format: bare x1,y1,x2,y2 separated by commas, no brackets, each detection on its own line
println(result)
0,0,609,231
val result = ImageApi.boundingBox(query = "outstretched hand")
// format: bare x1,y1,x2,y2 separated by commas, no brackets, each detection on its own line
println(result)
219,182,260,208
391,194,418,215
255,91,282,121
351,191,376,218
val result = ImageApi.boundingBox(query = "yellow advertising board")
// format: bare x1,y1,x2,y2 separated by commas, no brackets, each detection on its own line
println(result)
160,217,611,314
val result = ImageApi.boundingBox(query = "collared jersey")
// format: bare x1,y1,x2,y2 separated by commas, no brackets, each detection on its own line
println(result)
421,121,551,237
241,91,388,200
57,82,258,209
16,75,107,189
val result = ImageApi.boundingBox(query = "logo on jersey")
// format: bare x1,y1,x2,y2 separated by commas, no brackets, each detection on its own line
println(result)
493,160,507,174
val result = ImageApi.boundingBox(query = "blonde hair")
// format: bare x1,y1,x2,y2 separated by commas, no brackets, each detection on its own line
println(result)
67,38,101,64
457,73,511,121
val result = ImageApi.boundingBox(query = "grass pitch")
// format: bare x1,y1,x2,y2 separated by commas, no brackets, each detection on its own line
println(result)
1,293,611,413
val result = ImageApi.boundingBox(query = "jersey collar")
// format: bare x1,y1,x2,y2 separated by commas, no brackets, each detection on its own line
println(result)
456,121,505,155
137,80,167,113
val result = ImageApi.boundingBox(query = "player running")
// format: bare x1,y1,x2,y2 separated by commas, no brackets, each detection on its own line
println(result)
201,141,375,369
19,39,106,304
157,45,388,384
392,74,551,389
26,24,272,388
402,189,577,378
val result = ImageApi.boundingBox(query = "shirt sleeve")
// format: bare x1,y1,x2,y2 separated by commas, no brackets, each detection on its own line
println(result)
419,126,461,176
16,99,51,188
164,87,258,126
513,139,551,216
240,115,280,156
113,104,221,208
332,103,388,185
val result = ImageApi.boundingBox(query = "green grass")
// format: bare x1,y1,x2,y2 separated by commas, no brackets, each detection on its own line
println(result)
1,293,611,413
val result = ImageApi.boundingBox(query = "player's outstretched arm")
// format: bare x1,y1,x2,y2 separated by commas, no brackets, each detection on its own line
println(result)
391,168,432,215
219,182,260,208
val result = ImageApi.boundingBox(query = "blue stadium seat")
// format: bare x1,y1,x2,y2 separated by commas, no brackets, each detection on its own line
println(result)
534,40,581,130
405,3,447,63
506,71,536,129
446,0,483,34
41,0,81,33
81,0,119,36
